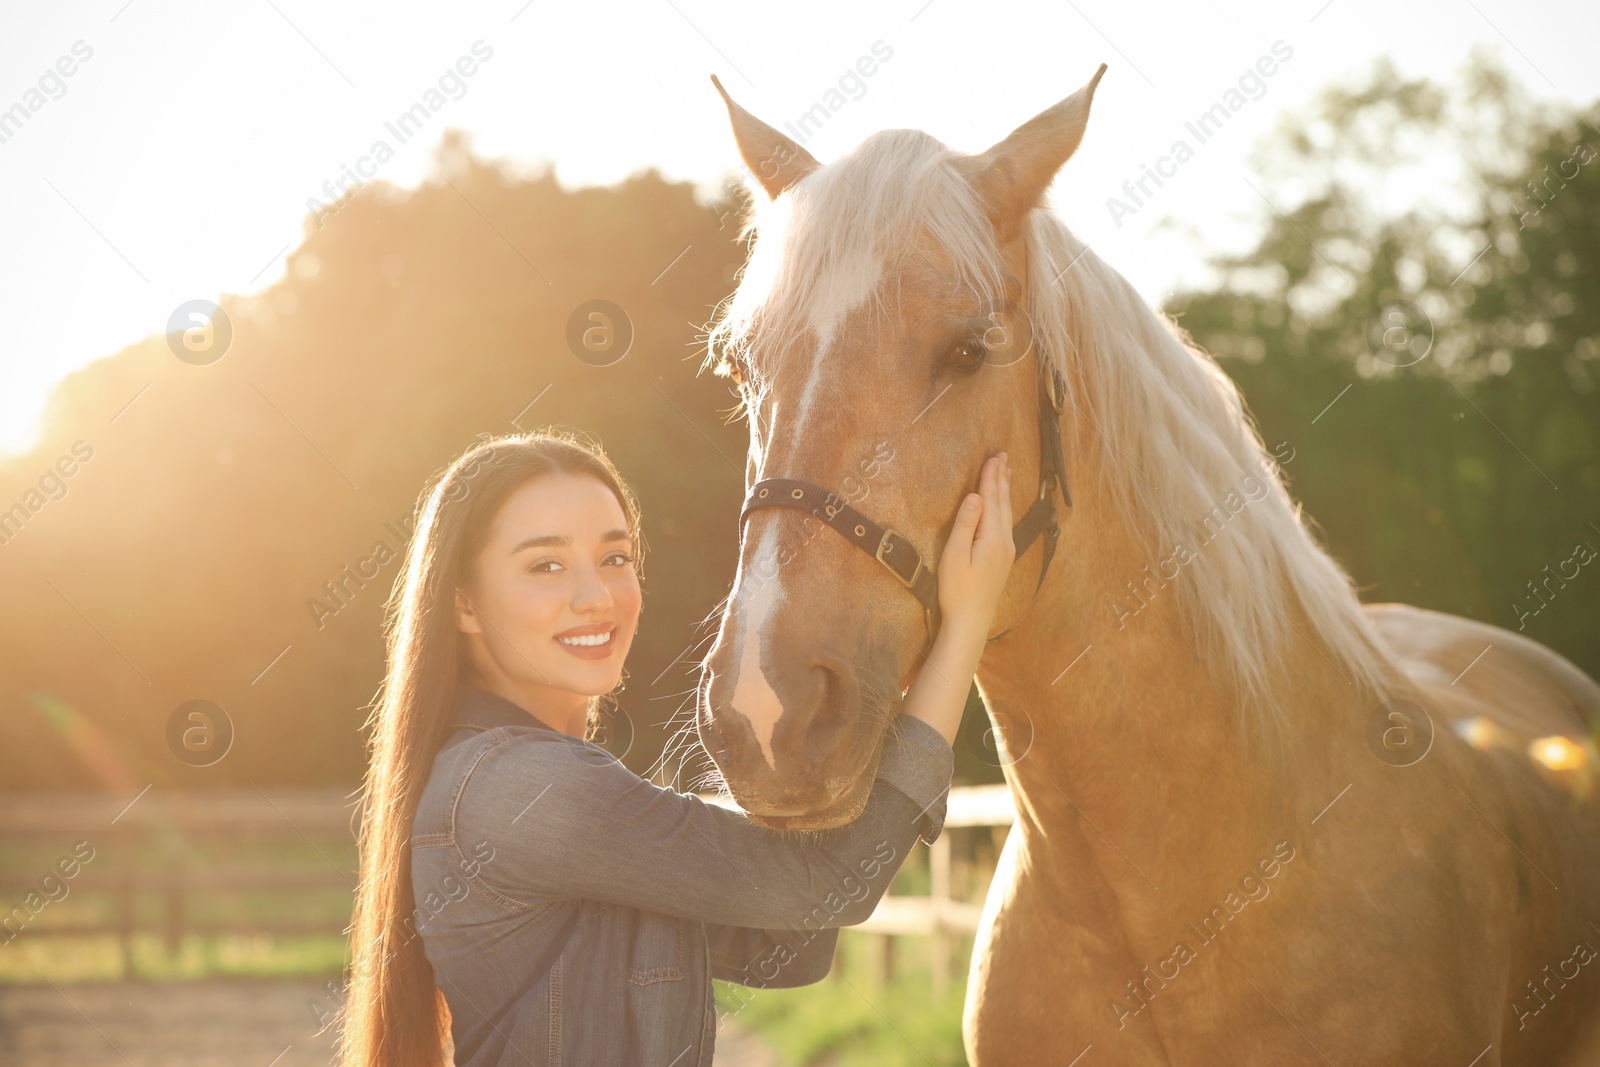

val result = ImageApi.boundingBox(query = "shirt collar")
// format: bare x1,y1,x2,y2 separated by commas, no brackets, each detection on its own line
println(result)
452,685,559,735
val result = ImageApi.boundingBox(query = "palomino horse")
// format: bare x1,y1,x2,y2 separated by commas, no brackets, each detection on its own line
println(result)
695,67,1600,1064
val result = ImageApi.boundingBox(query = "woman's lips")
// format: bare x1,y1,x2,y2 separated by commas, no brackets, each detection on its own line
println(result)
554,625,616,660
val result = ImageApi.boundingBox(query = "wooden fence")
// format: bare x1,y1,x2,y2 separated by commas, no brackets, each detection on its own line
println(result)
860,783,1013,994
0,788,357,977
0,782,1014,991
698,783,1017,994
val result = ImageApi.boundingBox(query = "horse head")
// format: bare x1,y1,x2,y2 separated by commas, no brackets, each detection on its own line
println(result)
695,67,1105,829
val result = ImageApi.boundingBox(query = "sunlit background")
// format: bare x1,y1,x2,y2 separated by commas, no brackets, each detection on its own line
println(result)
5,0,1599,454
2,1,1598,1064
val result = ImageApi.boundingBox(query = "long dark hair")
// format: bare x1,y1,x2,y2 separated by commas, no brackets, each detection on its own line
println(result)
339,428,644,1066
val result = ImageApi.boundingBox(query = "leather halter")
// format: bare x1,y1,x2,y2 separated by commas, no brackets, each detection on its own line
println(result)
737,354,1071,649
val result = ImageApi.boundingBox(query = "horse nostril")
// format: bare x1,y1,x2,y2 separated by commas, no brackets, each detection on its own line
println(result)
813,665,841,737
807,654,857,751
698,672,732,762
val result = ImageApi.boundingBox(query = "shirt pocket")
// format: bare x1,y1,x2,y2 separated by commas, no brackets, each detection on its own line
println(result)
627,913,687,986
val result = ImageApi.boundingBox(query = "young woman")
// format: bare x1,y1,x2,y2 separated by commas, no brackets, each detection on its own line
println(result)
339,429,1015,1067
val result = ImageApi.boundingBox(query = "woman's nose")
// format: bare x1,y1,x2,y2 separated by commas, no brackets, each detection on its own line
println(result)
570,565,614,612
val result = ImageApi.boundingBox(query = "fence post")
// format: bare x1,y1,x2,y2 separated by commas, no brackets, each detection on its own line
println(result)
116,869,136,979
163,869,185,959
930,830,951,997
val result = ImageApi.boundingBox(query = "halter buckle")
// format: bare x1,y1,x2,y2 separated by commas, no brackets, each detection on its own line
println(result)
875,528,923,588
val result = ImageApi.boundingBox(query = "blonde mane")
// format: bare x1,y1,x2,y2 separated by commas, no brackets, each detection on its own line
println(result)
706,129,1399,715
1026,211,1399,711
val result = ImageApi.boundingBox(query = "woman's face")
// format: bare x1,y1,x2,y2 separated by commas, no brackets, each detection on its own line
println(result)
454,472,642,732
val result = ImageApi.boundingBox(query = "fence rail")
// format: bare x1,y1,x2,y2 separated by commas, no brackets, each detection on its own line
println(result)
2,783,1015,989
0,788,357,976
699,782,1017,993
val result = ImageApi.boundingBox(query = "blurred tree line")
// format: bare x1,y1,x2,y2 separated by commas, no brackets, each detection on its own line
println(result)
0,57,1594,792
0,132,760,792
1170,54,1598,688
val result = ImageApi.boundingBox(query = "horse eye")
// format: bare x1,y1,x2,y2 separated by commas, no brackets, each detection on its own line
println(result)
945,335,987,371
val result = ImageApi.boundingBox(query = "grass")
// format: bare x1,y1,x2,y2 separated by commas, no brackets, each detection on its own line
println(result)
0,933,349,983
715,930,974,1067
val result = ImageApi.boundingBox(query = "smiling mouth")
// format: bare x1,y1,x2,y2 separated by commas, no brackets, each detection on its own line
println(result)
556,629,614,648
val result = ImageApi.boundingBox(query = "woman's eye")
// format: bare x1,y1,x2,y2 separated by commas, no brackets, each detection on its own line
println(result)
537,556,636,572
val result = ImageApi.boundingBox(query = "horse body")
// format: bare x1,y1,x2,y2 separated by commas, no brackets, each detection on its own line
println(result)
965,579,1600,1064
699,68,1600,1063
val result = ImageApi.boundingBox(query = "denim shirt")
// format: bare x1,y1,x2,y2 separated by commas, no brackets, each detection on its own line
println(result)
409,685,955,1067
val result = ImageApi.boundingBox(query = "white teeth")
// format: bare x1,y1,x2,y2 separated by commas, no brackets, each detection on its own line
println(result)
557,631,613,647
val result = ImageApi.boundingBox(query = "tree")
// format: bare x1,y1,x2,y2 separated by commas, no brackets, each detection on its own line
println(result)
1168,53,1600,683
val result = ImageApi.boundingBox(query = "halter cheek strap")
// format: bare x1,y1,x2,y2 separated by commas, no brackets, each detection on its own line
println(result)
737,357,1071,649
974,361,1068,644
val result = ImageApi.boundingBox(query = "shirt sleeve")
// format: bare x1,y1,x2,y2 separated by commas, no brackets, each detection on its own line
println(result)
704,921,840,988
454,713,954,931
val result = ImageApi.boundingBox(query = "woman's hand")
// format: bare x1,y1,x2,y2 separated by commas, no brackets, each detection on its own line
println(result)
935,452,1016,643
896,452,1017,746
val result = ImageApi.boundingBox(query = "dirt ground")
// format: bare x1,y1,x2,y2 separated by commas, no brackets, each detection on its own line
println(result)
0,980,781,1066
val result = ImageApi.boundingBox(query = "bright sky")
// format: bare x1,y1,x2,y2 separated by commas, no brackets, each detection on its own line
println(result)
2,0,1596,457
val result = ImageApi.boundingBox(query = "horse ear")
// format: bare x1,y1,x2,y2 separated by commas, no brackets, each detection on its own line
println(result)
956,64,1107,241
710,73,821,200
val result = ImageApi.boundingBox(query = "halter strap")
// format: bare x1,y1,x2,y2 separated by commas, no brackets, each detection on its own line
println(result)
738,357,1070,649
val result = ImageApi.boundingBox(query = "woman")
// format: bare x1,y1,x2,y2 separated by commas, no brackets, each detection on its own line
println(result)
339,429,1015,1066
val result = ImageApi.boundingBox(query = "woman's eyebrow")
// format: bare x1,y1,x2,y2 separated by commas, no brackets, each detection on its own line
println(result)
509,529,631,555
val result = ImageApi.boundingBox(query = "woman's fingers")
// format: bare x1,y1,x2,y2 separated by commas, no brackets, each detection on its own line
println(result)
943,452,1017,573
999,454,1014,543
935,453,1017,624
972,456,1001,548
972,453,1015,565
942,486,982,565
980,454,1013,551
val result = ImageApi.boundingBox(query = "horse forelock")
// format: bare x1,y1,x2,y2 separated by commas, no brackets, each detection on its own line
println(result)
705,128,1011,390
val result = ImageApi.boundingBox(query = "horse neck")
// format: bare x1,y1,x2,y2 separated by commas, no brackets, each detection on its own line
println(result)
975,475,1359,912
